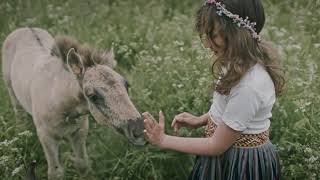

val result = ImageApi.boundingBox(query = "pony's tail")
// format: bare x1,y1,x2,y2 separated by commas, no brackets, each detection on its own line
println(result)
258,40,286,96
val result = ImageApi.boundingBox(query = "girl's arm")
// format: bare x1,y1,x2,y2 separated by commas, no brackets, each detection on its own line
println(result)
161,122,240,155
143,111,240,156
198,113,210,126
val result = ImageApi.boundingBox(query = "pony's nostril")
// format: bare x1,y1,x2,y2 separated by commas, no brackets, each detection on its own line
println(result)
127,118,144,138
132,128,143,138
132,132,138,138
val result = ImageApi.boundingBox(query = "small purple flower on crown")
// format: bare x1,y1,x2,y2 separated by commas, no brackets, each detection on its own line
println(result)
204,0,261,41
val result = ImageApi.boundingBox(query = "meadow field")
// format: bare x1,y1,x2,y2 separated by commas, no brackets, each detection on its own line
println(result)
0,0,319,179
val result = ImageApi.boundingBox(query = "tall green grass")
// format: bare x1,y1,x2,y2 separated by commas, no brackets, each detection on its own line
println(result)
1,0,319,179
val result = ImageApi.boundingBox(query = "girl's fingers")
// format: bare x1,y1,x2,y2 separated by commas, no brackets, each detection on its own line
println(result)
146,112,156,121
176,114,183,119
175,117,184,123
143,112,156,128
171,118,176,127
172,115,178,127
172,116,184,133
144,119,153,131
159,111,165,129
142,112,153,121
172,116,180,126
143,129,152,140
173,124,179,133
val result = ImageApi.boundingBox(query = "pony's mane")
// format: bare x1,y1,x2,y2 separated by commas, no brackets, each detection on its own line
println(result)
51,36,116,68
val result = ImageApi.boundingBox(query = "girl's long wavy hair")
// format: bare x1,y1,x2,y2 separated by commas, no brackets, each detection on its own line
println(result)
196,0,285,96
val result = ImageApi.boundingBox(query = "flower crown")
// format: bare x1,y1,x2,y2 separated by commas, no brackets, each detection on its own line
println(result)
205,0,261,41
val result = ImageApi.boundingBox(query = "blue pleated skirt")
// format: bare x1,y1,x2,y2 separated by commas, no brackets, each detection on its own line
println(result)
188,141,281,180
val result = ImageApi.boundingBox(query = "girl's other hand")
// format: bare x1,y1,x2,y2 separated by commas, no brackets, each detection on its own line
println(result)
142,111,166,148
171,112,206,134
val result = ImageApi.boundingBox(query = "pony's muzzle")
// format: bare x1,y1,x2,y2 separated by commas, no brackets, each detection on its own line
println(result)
123,117,146,146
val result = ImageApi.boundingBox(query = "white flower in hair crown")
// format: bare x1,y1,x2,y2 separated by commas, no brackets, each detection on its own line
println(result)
205,0,261,41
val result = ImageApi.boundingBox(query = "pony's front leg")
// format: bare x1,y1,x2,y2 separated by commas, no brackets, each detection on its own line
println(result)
5,81,21,115
37,128,64,180
67,116,89,176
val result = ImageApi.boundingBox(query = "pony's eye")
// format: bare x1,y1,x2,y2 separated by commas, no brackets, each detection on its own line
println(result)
88,93,98,102
85,87,99,102
89,88,106,104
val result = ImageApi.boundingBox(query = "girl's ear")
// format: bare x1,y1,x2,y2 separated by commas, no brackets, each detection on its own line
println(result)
66,48,85,79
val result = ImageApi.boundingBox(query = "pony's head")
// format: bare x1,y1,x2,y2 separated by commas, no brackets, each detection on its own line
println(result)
53,36,145,146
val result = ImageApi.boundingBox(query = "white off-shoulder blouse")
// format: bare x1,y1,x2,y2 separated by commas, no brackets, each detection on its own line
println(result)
208,63,276,134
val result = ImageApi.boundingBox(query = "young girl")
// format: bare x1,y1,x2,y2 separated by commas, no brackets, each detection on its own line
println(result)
143,0,284,179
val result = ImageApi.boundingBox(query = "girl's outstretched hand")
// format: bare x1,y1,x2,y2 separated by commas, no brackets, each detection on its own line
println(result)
143,111,166,148
171,112,204,133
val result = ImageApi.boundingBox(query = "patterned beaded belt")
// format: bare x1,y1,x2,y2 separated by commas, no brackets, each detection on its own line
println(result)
204,118,269,148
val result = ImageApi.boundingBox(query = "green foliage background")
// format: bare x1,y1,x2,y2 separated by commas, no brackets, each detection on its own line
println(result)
0,0,319,179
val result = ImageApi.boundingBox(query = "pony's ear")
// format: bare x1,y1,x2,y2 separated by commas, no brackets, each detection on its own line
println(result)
66,48,85,79
100,49,117,68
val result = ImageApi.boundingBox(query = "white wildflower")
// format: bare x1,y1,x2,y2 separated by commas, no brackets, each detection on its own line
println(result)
314,43,320,48
152,45,160,50
174,40,184,46
18,130,33,137
0,139,8,146
177,84,184,88
307,156,318,163
0,156,10,166
304,147,312,153
11,165,24,177
287,44,302,51
0,137,18,147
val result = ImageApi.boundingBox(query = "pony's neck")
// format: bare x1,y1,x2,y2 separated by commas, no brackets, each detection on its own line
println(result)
57,67,90,119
